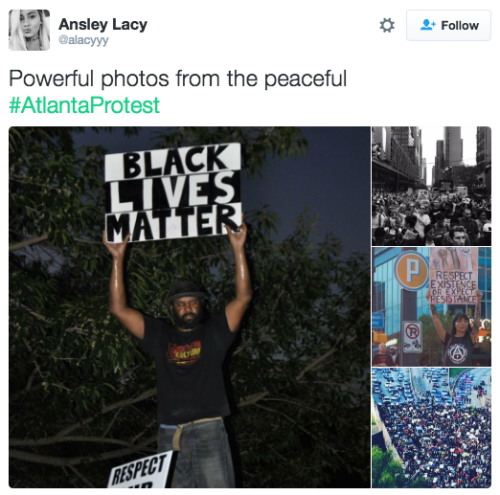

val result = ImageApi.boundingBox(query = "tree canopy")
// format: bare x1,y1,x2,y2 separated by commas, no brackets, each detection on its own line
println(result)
9,127,370,488
372,446,427,488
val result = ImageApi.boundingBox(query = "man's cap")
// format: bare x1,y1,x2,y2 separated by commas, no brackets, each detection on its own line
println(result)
483,223,492,233
390,346,396,350
167,280,206,304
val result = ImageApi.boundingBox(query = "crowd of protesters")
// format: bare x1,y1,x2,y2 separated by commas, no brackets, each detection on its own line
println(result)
377,399,491,487
372,190,491,247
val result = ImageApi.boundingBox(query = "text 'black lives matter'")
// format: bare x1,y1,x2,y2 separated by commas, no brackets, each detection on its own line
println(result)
105,143,242,243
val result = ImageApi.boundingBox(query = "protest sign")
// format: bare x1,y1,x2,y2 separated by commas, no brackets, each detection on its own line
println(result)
107,452,173,488
417,189,429,201
104,143,242,242
429,247,479,305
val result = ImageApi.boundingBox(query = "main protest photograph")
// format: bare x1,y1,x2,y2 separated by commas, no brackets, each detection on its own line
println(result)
9,127,371,488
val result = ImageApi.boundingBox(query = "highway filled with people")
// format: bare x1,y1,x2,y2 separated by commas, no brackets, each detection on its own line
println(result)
373,368,491,487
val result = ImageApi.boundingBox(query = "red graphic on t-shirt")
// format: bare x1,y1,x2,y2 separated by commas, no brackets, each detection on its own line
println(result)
168,341,201,365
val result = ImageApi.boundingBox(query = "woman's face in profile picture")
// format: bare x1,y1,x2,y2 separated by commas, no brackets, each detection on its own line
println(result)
20,10,41,39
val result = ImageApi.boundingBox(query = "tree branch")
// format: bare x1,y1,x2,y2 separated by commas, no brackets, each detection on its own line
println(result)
9,232,49,251
101,408,122,438
252,403,343,458
10,436,135,448
252,403,320,444
131,420,157,444
54,388,157,438
262,397,321,413
9,434,157,467
238,336,356,407
68,465,95,488
295,335,356,381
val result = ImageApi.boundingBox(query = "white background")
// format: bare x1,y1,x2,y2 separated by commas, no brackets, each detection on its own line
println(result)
3,0,497,493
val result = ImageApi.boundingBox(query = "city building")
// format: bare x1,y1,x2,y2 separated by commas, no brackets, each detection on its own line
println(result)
476,126,492,195
372,127,422,191
421,158,427,185
441,164,477,190
434,139,444,182
443,127,464,169
372,247,491,366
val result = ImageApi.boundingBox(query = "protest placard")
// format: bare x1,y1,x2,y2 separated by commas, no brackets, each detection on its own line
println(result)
417,189,429,201
429,247,479,305
104,143,242,242
107,452,173,488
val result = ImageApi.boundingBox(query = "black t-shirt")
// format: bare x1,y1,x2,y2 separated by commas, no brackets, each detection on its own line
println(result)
443,333,474,366
138,313,237,425
372,352,388,366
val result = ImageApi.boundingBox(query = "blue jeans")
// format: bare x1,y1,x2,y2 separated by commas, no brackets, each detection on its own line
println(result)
157,419,235,488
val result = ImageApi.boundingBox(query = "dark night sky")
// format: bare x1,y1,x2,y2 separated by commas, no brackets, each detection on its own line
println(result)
73,127,370,258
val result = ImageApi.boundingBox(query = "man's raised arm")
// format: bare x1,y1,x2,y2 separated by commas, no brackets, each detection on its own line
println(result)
224,215,252,332
103,231,145,339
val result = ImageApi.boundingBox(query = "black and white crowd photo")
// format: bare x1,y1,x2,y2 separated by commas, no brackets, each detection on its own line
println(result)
372,127,491,247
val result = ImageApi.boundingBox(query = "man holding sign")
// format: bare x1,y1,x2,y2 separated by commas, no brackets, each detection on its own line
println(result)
103,214,252,488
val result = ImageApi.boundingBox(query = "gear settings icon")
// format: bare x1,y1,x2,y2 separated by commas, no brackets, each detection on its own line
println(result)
380,18,395,33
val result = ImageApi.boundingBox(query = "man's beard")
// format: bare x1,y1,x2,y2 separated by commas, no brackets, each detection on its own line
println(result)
174,310,202,330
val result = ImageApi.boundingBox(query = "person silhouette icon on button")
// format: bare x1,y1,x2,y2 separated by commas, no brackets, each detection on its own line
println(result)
421,19,433,31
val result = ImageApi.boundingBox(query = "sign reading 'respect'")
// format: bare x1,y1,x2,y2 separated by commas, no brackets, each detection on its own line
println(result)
105,143,242,242
429,247,479,305
107,451,173,488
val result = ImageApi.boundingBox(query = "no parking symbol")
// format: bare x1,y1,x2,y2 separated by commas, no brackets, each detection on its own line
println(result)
403,321,422,353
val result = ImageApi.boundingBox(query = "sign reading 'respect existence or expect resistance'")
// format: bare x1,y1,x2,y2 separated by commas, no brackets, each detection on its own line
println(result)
105,143,242,242
107,451,173,488
429,247,479,305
